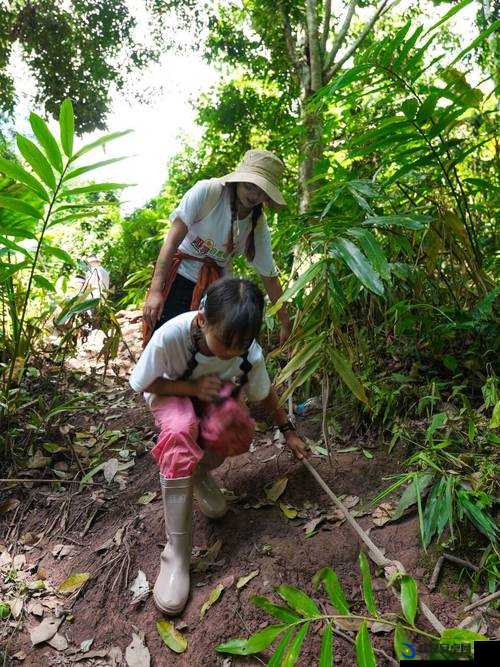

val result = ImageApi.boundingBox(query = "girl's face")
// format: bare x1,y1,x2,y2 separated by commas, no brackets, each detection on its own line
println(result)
198,313,248,360
236,182,271,208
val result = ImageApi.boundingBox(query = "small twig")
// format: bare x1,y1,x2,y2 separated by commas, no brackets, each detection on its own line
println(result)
66,436,86,477
429,554,479,591
463,590,500,613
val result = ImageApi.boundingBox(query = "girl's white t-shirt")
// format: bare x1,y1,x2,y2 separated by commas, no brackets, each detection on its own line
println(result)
129,311,271,404
172,180,278,283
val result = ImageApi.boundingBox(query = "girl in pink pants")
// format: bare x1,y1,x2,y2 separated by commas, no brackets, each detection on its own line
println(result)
130,278,308,615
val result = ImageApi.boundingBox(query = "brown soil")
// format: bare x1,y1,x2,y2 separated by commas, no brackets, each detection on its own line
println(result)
0,312,474,666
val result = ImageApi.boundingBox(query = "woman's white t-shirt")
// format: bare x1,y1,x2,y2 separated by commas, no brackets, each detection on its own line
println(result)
172,180,278,283
129,311,271,404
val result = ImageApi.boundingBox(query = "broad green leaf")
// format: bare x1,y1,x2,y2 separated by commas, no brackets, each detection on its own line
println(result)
33,274,56,291
61,182,130,197
217,624,287,655
393,472,435,520
251,596,299,624
0,235,32,258
0,195,42,220
59,99,75,157
200,582,224,619
355,621,376,667
440,628,488,644
29,113,63,172
358,552,378,617
281,622,309,667
73,129,133,160
424,0,473,36
42,244,74,264
58,572,90,593
400,575,418,626
54,297,99,325
156,619,187,653
0,157,49,202
0,260,29,283
276,585,320,618
16,135,56,190
349,228,390,280
448,20,500,68
456,488,497,541
394,625,414,660
313,567,350,615
280,356,323,403
63,157,128,182
319,623,333,667
332,238,383,296
426,412,447,443
330,349,368,404
362,214,428,230
489,401,500,429
267,627,294,667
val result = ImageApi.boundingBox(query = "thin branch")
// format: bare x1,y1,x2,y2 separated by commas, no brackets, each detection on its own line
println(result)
306,0,323,90
325,0,394,82
323,0,357,74
321,0,332,53
279,1,304,85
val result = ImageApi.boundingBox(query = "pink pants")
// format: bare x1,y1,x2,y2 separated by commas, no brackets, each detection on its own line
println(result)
150,386,255,478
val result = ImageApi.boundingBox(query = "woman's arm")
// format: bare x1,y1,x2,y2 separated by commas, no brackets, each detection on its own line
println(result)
146,374,222,402
261,275,292,344
257,387,309,459
143,218,189,328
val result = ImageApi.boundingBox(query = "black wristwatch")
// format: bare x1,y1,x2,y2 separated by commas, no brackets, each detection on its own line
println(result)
278,419,296,434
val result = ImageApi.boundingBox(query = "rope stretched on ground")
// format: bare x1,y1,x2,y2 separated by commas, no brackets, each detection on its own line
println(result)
302,458,445,635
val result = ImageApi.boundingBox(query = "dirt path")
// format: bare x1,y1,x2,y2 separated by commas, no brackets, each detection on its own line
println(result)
1,313,467,666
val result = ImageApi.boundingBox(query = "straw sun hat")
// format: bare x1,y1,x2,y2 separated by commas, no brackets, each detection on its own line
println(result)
222,149,286,207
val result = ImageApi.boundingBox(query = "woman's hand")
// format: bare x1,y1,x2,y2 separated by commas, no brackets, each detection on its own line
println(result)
143,290,165,328
191,374,222,402
284,431,309,460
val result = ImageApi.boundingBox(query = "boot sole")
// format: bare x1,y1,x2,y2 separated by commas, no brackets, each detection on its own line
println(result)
153,590,188,616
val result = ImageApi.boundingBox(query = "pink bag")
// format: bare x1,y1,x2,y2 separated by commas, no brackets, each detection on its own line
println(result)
199,382,255,457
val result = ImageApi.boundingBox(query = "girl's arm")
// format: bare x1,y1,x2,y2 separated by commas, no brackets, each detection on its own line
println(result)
260,275,292,344
258,386,309,460
146,374,222,402
143,218,189,327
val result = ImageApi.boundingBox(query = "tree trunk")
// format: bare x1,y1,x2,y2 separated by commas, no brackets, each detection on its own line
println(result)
298,96,324,213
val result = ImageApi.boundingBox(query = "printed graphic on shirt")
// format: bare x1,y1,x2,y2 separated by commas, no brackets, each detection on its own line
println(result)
190,235,227,260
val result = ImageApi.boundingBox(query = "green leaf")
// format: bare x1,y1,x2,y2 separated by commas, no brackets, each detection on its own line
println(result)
59,99,75,157
217,624,287,655
330,349,368,404
73,129,133,160
156,619,187,653
275,336,325,386
63,157,128,182
440,628,488,644
0,157,49,202
0,260,30,283
447,20,500,68
276,585,320,618
362,214,428,230
54,296,99,325
400,575,418,626
313,568,350,615
349,228,390,280
489,401,500,429
42,244,74,264
358,552,378,617
393,472,435,520
58,572,90,593
0,195,43,219
251,596,300,624
267,627,294,667
426,412,447,443
355,621,376,667
424,0,473,37
332,238,384,296
280,356,323,403
0,235,32,258
33,274,56,291
319,624,333,667
394,625,414,660
268,260,325,315
61,182,131,196
281,622,309,667
16,135,56,190
29,113,63,172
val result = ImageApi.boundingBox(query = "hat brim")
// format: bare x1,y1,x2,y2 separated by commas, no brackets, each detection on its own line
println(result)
222,172,286,208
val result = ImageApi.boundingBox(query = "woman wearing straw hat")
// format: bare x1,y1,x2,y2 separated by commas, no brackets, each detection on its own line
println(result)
142,149,292,345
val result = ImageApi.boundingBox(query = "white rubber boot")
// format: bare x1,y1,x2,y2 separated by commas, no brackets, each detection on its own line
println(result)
193,451,227,519
153,475,193,615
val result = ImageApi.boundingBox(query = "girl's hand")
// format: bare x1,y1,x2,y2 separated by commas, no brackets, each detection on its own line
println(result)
191,374,222,402
144,290,164,328
284,431,309,460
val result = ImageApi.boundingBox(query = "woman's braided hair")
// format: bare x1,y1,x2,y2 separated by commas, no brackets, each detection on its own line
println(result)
228,183,263,261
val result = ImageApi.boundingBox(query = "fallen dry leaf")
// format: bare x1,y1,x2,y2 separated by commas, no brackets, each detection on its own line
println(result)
372,503,393,526
125,632,151,667
0,551,12,568
200,583,224,619
13,554,26,570
52,544,75,559
80,638,94,652
0,498,20,513
130,570,149,602
137,491,157,505
236,569,259,590
279,502,298,519
265,477,288,502
303,516,324,535
58,572,90,594
29,616,62,645
192,539,222,573
370,621,393,634
103,458,119,483
47,633,69,651
9,597,23,619
156,620,188,653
